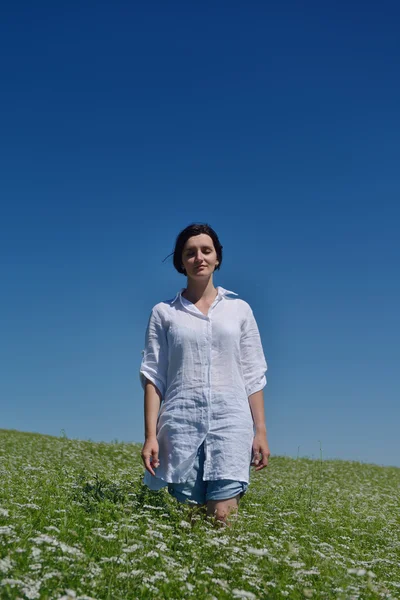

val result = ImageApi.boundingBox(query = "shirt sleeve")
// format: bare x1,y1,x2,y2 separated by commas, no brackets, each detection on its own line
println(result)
139,307,168,398
240,303,268,397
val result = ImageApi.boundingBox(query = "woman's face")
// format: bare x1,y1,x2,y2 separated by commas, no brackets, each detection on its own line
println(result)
181,234,219,278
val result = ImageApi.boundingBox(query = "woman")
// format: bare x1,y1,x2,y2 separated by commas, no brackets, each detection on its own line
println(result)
139,223,270,526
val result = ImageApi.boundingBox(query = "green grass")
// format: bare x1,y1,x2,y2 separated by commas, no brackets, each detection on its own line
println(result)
0,429,399,599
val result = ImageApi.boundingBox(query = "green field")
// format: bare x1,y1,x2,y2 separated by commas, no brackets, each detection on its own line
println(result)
0,429,399,599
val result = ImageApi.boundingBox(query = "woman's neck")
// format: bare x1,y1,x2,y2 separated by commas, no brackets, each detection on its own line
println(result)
182,278,217,303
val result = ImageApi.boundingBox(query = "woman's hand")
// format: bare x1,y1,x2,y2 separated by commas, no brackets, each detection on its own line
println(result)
141,436,160,476
251,432,270,471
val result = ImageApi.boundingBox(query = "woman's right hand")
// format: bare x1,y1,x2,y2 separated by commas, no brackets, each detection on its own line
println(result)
141,437,160,476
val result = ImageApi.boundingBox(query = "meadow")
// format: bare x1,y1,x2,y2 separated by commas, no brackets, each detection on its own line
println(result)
0,429,399,600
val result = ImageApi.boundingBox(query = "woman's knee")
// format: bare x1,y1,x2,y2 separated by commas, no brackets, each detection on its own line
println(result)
206,494,240,523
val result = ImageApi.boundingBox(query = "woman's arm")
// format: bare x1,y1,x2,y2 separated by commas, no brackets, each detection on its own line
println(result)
239,303,269,470
144,378,162,439
141,379,162,476
248,389,270,470
248,389,267,434
139,307,168,476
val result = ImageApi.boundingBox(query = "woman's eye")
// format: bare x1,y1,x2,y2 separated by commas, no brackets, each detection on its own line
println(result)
187,250,211,255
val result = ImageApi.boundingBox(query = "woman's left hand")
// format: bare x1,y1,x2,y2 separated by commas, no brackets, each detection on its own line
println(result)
251,433,270,471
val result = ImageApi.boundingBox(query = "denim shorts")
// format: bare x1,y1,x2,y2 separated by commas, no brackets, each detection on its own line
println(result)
167,441,249,505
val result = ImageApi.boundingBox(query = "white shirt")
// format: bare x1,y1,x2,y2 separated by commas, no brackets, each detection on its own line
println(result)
139,285,268,489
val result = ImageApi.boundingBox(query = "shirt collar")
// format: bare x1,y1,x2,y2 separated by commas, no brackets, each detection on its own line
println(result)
170,286,238,305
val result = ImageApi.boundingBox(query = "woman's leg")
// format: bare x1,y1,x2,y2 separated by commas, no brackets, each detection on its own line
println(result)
205,479,248,526
206,493,241,527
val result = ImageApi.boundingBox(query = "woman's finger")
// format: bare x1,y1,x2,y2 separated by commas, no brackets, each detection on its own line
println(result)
152,450,160,468
255,459,268,470
252,449,262,465
142,452,156,476
255,452,269,470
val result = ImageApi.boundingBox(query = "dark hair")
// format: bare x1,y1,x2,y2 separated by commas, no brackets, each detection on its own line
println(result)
163,223,223,275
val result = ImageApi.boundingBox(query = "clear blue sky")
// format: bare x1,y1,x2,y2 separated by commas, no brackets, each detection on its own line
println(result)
1,1,399,468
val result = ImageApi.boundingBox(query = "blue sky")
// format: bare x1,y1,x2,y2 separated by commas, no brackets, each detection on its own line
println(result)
1,1,399,468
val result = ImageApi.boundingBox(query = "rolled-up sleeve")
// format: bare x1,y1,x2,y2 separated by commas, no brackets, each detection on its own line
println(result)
240,304,268,397
139,307,168,398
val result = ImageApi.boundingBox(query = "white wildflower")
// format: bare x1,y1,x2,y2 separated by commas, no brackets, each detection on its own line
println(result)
155,541,168,551
58,541,83,557
0,508,9,517
30,534,83,558
347,568,366,576
29,564,42,572
319,542,333,550
232,589,256,599
215,562,231,569
147,529,163,539
21,578,42,599
93,532,117,540
211,578,229,590
100,556,125,564
122,544,140,553
0,578,24,587
22,503,41,510
30,534,58,546
42,571,62,581
0,526,15,535
0,557,13,573
179,520,191,528
246,546,269,556
57,590,77,600
31,547,42,559
147,572,165,583
215,535,230,544
146,550,159,558
298,568,320,576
